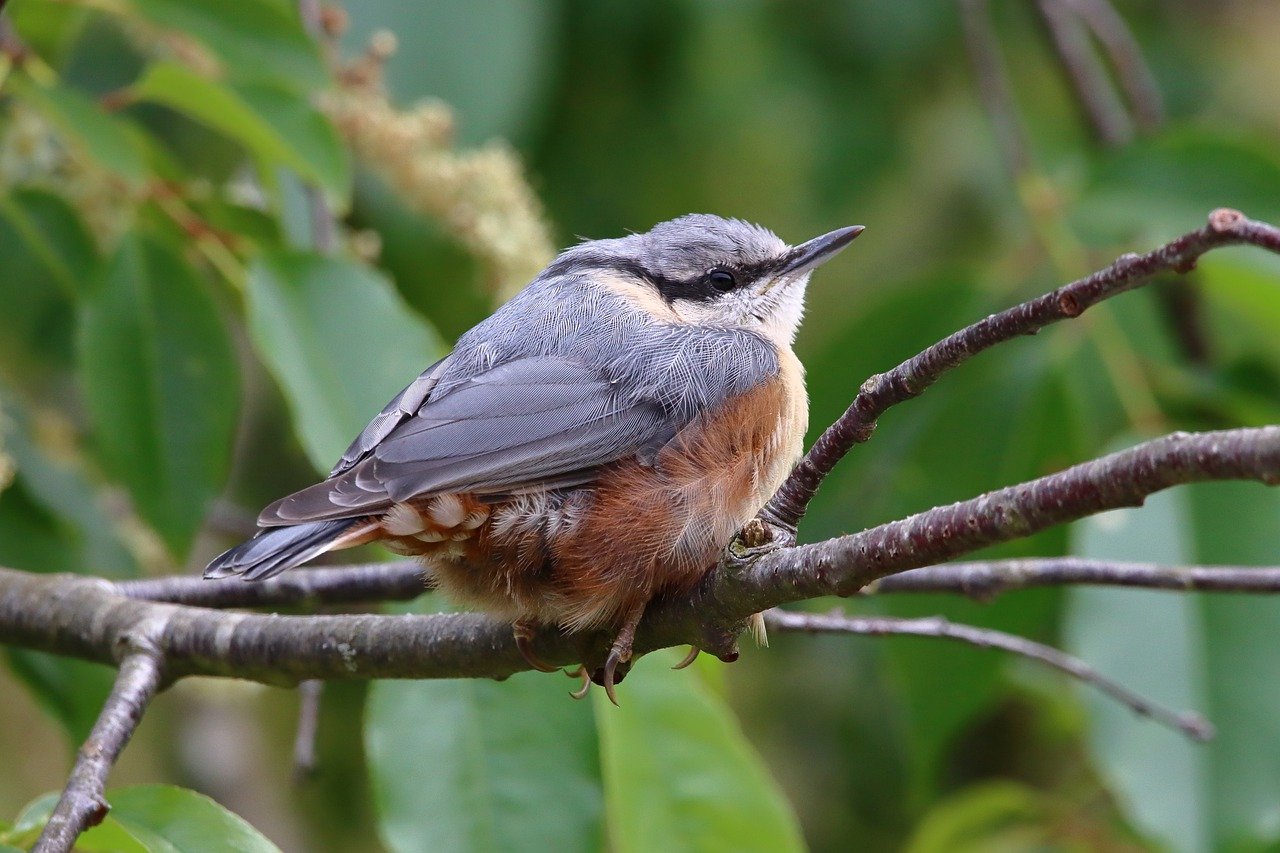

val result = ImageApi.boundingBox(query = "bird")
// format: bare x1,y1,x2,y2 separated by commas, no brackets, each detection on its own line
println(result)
205,214,862,701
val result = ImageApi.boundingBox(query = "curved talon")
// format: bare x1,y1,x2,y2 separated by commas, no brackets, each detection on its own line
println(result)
602,652,623,706
672,646,701,670
513,622,559,673
568,666,592,700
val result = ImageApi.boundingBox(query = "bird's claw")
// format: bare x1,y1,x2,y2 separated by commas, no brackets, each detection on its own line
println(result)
672,646,701,670
513,621,559,673
567,665,592,700
601,650,625,706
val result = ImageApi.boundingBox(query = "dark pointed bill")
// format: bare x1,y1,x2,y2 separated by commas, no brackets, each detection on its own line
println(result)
777,225,865,276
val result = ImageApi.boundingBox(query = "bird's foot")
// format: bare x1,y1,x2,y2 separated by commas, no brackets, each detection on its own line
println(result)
512,619,559,673
591,603,647,706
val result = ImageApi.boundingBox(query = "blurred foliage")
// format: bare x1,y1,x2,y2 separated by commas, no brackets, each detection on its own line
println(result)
1,0,1279,851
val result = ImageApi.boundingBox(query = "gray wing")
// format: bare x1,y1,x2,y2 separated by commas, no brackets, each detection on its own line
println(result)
259,356,677,525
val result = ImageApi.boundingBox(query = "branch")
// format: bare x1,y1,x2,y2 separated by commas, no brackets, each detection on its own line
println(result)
958,0,1031,176
292,680,323,780
1061,0,1164,131
4,427,1277,685
865,557,1280,598
1036,0,1133,145
763,209,1280,531
765,609,1213,741
117,562,430,607
32,646,165,853
731,427,1280,613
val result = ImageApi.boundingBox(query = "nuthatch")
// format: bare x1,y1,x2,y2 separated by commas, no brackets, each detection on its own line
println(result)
206,214,861,700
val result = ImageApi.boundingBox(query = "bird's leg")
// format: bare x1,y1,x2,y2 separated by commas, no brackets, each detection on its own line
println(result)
594,601,647,706
512,618,559,673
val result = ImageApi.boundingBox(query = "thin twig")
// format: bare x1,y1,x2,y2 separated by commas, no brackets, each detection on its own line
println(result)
292,680,324,780
763,209,1280,531
1063,0,1164,131
765,609,1214,741
117,562,431,607
865,557,1280,598
32,647,165,853
958,0,1031,176
1036,0,1133,145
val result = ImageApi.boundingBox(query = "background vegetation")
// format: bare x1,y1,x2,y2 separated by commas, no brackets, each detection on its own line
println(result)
2,0,1280,850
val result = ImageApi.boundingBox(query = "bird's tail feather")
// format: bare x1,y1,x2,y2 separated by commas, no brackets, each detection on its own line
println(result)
204,518,365,581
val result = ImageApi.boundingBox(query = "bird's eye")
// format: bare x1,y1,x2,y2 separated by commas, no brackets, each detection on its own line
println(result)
707,269,736,291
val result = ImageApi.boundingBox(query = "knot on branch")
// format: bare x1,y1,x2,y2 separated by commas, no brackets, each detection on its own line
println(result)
112,614,169,664
1209,207,1245,233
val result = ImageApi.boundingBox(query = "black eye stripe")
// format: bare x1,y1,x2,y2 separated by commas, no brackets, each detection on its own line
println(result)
541,252,774,304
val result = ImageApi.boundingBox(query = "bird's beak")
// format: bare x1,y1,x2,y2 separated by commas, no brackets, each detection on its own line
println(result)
776,225,865,277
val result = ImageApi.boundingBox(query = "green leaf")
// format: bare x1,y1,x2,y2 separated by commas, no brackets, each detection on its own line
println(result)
129,0,326,91
3,793,60,849
1073,130,1280,245
79,233,239,557
366,673,603,852
8,74,148,188
595,649,805,853
245,251,445,471
1198,253,1280,377
1066,467,1280,852
99,785,280,852
0,189,100,377
6,2,90,70
8,786,280,852
905,782,1053,853
1064,485,1209,852
132,63,350,208
6,805,145,853
1190,484,1280,851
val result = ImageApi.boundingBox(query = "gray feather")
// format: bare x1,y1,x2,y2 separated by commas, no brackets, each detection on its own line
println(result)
203,519,359,581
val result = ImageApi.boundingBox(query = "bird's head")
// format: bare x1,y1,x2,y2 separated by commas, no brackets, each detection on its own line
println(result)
552,214,863,345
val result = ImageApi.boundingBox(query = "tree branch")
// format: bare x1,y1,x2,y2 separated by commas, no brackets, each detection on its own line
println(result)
958,0,1031,176
1036,0,1133,145
865,557,1280,598
734,427,1280,613
4,426,1278,686
763,209,1280,531
32,646,165,853
117,562,431,608
1060,0,1164,131
764,609,1213,741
